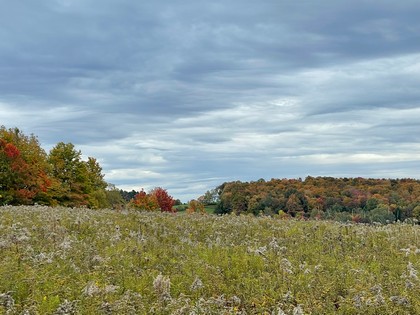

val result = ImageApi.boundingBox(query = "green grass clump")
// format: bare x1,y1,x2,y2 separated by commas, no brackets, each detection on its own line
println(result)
0,205,419,314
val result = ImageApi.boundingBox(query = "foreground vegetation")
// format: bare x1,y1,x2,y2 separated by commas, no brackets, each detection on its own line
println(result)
1,206,419,314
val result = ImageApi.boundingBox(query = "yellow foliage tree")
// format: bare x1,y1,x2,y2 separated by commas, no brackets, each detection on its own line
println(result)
186,199,205,214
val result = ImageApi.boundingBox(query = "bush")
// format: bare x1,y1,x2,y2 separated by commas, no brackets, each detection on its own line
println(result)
367,204,395,224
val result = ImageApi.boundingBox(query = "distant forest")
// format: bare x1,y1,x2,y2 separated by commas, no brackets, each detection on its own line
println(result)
214,177,420,222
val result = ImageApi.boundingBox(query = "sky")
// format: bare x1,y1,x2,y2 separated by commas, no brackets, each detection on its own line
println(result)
1,1,420,201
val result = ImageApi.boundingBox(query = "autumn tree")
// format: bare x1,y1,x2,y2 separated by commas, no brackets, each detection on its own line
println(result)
0,126,111,208
0,138,25,204
186,199,205,214
285,193,304,217
150,187,175,212
130,189,159,211
0,127,52,205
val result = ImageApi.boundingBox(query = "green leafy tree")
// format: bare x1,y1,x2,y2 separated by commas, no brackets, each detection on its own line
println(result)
365,198,379,211
120,189,138,202
85,157,108,208
106,184,126,210
199,189,219,205
412,205,420,221
367,204,395,224
48,142,89,207
48,143,109,208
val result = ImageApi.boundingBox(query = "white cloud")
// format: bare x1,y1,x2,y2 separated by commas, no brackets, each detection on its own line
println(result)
105,169,163,181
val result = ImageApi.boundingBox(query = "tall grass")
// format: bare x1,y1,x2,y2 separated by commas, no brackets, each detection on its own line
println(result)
0,206,419,314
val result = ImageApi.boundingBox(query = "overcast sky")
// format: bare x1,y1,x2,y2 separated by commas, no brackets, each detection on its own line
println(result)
1,1,420,201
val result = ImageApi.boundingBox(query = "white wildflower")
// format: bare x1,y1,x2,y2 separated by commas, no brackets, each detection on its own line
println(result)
82,281,101,297
281,258,293,274
405,279,414,289
268,238,280,251
33,252,54,264
407,262,418,280
370,284,382,295
54,299,78,315
283,290,294,302
389,295,410,306
231,295,241,305
299,261,311,274
353,293,363,308
59,237,73,251
368,285,384,306
100,302,112,315
0,239,11,249
277,308,287,315
103,285,120,294
256,246,267,255
190,276,204,291
254,246,268,259
292,304,304,315
111,225,122,242
375,293,385,305
0,292,14,310
153,274,171,302
10,224,31,243
400,248,410,256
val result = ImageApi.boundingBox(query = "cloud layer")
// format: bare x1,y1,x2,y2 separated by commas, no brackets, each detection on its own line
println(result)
1,1,420,201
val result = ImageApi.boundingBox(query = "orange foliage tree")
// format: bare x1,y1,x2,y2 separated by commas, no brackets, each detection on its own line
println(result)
130,189,159,211
0,127,52,205
130,187,175,212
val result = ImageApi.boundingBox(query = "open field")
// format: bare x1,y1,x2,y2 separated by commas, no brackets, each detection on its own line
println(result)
0,206,419,314
174,204,217,214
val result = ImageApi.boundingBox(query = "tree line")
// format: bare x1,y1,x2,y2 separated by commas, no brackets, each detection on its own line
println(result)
214,177,420,223
4,125,420,221
0,126,176,211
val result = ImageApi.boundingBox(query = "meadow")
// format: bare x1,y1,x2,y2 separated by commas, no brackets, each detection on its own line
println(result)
0,206,419,314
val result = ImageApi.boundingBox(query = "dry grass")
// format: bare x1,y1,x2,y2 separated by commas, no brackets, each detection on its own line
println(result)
0,205,419,314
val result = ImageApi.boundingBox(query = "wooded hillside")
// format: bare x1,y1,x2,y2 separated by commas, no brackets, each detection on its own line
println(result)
215,177,420,222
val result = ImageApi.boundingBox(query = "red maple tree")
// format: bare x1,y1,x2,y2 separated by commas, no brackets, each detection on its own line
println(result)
150,187,175,212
